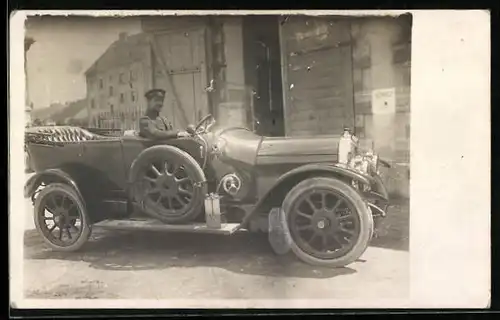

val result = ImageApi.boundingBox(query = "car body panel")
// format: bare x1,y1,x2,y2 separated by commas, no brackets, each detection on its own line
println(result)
24,168,83,201
121,135,206,173
212,127,263,167
25,124,389,224
79,139,127,189
27,143,84,173
258,135,339,157
239,162,375,226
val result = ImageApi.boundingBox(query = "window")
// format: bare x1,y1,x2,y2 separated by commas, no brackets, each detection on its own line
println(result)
119,72,125,84
131,91,137,102
120,93,125,103
109,86,114,97
90,99,95,109
129,69,136,81
99,78,103,89
110,105,114,114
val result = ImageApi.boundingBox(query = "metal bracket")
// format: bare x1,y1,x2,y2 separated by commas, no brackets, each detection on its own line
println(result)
193,180,208,188
168,66,201,75
368,202,387,218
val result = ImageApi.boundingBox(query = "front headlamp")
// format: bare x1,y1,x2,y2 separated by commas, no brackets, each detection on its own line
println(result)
348,150,380,175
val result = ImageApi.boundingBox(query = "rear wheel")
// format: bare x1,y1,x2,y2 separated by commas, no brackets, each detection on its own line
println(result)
33,183,91,252
282,177,373,268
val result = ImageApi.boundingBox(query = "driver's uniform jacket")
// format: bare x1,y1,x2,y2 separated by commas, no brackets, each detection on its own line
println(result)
138,111,179,140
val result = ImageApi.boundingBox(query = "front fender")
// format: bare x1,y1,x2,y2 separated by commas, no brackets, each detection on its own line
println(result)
239,163,375,229
24,169,82,200
288,163,374,186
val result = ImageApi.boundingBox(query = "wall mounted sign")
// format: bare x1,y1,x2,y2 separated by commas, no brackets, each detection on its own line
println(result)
372,88,396,115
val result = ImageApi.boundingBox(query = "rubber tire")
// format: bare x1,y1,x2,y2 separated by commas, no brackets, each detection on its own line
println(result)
33,183,92,252
129,145,207,224
282,177,374,268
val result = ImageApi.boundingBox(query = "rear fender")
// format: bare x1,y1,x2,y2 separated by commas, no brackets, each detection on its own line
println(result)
24,169,83,201
240,163,374,228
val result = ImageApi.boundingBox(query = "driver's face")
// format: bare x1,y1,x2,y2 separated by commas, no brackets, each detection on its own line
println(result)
147,96,164,112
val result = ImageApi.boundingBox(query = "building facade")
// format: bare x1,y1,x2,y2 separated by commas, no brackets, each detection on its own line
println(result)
85,32,153,130
138,15,411,197
277,16,411,197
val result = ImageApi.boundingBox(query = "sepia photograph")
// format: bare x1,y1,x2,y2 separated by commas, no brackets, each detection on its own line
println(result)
10,10,489,310
20,12,411,301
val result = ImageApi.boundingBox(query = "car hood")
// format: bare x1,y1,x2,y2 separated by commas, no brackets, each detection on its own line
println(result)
212,127,341,166
258,135,340,157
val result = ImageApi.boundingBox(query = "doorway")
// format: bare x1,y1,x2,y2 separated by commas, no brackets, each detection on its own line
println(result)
242,16,284,137
242,16,358,137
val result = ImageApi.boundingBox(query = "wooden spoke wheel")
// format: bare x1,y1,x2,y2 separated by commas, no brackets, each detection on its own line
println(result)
33,183,91,252
130,145,206,224
282,177,373,268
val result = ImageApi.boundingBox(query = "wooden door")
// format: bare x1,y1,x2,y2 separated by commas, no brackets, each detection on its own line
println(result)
280,17,355,136
151,29,209,129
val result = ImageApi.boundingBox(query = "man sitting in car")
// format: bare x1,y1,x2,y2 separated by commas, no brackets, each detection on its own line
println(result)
139,88,190,140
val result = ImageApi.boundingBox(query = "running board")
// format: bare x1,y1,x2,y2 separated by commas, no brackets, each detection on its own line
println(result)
93,218,241,235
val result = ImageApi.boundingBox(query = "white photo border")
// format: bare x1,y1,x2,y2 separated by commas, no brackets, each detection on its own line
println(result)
9,9,491,309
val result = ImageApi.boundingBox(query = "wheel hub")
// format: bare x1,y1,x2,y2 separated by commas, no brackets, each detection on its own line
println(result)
317,220,326,229
155,174,178,197
52,208,67,225
313,210,339,233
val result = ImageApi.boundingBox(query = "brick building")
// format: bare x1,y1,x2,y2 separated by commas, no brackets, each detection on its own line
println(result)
84,32,153,130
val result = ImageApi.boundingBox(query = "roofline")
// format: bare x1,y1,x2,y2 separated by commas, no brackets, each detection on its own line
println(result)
84,44,114,76
84,32,148,77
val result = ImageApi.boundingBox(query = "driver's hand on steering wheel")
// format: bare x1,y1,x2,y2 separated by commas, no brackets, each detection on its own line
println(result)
177,131,191,138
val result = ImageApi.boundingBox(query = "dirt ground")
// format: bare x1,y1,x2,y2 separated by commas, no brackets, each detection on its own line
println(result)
22,174,409,300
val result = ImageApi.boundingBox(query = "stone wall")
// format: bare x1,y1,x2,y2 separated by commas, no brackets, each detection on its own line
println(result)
351,16,412,198
213,17,252,128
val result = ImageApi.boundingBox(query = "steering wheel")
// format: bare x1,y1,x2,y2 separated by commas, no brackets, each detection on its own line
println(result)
194,114,215,134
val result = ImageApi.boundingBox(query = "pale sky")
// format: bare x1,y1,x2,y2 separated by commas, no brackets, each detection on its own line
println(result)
25,16,142,109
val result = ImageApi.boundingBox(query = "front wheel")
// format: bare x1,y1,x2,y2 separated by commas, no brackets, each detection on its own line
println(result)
282,177,373,268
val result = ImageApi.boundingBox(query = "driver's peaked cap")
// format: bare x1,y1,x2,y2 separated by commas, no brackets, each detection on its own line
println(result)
144,89,166,100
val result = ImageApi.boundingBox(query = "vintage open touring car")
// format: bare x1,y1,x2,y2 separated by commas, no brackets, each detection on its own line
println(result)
24,114,391,268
